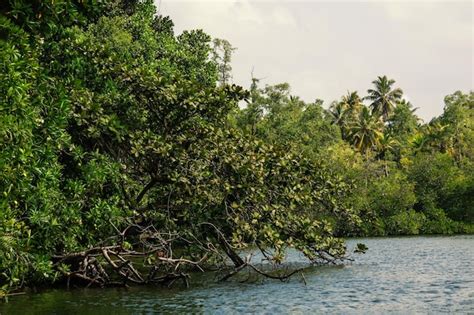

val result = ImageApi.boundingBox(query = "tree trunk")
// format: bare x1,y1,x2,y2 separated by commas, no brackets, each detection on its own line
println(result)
218,237,245,267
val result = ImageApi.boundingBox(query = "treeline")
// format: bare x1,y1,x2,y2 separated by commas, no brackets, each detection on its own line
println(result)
232,77,474,236
0,0,472,296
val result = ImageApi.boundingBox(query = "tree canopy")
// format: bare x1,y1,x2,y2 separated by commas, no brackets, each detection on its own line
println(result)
1,0,361,295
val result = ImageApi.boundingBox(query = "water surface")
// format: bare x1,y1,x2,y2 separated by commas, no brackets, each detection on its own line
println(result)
1,236,473,314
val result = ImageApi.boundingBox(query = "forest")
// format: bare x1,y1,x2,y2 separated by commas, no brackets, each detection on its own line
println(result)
1,0,473,297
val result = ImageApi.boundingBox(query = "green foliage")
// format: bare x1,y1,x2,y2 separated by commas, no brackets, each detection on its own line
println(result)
329,91,363,141
1,0,472,296
348,106,384,154
253,78,473,237
0,215,32,293
439,91,474,162
408,153,459,211
385,210,426,235
421,208,459,234
366,75,403,121
234,83,339,155
367,170,416,218
0,0,361,294
387,100,419,140
212,38,235,85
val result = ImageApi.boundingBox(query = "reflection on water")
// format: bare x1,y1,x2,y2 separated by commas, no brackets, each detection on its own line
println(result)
1,236,473,314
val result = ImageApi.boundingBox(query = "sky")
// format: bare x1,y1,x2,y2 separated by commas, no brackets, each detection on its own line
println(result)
157,0,473,121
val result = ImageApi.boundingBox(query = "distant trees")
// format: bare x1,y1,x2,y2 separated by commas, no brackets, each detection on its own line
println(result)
366,75,403,121
234,82,340,154
349,107,384,154
212,38,235,85
236,72,473,238
329,91,363,141
326,76,410,157
341,91,364,119
438,91,474,162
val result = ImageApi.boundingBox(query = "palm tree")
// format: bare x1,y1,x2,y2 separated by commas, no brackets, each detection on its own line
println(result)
329,101,349,139
348,106,384,155
366,76,403,121
329,91,363,140
425,121,448,152
409,122,447,154
342,91,362,108
376,133,399,159
397,99,417,112
376,133,399,175
410,132,428,153
341,91,363,118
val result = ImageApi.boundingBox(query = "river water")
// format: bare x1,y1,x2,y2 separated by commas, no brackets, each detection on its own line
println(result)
1,236,473,314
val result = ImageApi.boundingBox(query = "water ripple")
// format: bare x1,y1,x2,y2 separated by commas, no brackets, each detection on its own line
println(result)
1,236,473,314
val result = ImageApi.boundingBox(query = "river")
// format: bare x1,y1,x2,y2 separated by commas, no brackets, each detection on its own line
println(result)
1,235,473,314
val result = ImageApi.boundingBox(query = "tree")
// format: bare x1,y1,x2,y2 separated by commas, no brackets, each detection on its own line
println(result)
366,75,403,121
1,0,359,293
235,81,339,155
341,91,363,117
348,107,384,155
376,133,399,159
329,91,363,140
376,133,399,175
329,101,350,139
386,99,420,160
387,99,419,138
212,38,236,85
438,91,474,162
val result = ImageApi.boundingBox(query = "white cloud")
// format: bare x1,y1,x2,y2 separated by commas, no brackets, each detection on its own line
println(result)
233,1,264,25
271,6,297,27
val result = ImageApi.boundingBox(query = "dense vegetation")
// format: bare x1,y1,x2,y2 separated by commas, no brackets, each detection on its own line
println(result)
1,0,472,296
233,79,473,237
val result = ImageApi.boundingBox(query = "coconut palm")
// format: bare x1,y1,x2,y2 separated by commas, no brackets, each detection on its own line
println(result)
341,91,363,118
410,122,447,153
342,91,362,109
376,133,400,175
376,133,399,159
425,122,448,151
366,76,403,121
397,99,417,112
329,91,363,140
410,132,428,153
329,101,350,139
348,106,384,154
